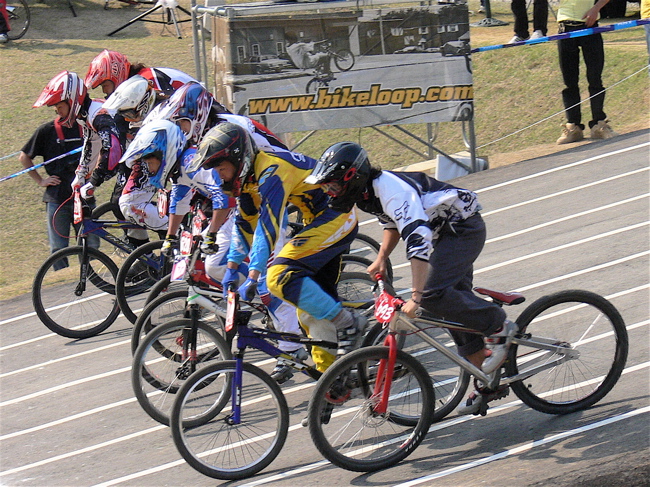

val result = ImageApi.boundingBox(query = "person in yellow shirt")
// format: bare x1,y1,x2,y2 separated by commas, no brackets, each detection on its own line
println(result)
556,0,619,144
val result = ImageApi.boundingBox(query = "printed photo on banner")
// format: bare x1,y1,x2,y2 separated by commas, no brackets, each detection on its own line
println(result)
210,1,474,134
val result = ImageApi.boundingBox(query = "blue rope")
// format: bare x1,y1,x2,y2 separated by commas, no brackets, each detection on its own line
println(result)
471,18,650,53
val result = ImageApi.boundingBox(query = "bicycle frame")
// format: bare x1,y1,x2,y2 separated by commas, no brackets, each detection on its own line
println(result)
375,277,580,389
224,288,337,425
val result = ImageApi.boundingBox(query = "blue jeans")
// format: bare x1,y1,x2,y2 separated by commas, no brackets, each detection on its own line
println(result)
46,202,100,270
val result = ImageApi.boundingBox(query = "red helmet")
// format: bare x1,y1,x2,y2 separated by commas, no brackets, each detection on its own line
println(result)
84,50,131,91
33,70,87,128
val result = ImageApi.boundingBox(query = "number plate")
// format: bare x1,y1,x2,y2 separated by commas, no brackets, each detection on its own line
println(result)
375,290,400,324
157,190,169,218
225,289,237,332
170,257,188,281
192,215,203,236
179,231,193,256
73,191,83,224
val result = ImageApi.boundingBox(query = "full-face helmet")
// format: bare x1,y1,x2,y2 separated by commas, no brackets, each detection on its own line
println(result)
33,70,87,128
188,122,257,196
102,75,157,123
154,81,213,144
119,120,187,189
84,50,131,91
305,142,371,212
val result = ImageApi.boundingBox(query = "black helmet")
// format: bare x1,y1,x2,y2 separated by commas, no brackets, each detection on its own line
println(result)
305,142,371,212
189,122,257,196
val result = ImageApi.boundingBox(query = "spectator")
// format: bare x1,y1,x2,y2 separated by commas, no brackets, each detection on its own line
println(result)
19,92,98,268
556,0,618,144
509,0,548,43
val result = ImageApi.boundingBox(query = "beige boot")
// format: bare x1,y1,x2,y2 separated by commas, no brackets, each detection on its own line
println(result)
557,123,584,145
590,120,619,140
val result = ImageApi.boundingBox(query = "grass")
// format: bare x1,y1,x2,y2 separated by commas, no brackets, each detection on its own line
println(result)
0,0,647,299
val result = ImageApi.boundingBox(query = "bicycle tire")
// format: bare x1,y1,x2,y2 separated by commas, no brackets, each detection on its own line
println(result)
347,232,393,283
337,271,376,305
305,77,321,94
332,49,355,71
132,318,231,426
6,0,30,40
506,290,628,415
308,346,434,472
170,360,289,480
32,246,120,339
115,240,169,324
130,289,190,354
362,321,470,424
144,273,188,305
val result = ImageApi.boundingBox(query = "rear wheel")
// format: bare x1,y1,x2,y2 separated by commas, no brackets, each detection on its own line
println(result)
507,290,628,414
32,246,120,339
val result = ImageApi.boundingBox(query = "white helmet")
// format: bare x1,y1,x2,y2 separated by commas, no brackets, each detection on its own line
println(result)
102,75,157,124
120,120,187,189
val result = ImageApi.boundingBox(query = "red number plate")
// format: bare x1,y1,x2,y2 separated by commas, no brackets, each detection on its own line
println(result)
375,290,400,324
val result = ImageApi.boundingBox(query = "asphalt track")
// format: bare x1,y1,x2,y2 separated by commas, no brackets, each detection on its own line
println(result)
0,129,648,486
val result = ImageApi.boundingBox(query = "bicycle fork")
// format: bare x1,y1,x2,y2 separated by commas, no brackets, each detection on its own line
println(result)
372,333,398,415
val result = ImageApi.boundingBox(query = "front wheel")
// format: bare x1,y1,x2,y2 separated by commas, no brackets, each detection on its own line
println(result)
362,322,470,423
507,290,628,415
132,318,231,426
307,346,434,472
170,361,289,480
332,49,354,71
32,246,120,339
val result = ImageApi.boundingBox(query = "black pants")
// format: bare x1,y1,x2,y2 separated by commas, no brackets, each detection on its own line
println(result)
511,0,548,38
558,22,607,129
421,214,506,358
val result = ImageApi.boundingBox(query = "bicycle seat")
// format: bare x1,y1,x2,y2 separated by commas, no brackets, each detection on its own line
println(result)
473,287,525,306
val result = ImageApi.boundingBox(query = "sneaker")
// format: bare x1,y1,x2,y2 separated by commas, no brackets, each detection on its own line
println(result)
482,319,519,374
0,34,8,44
334,311,369,356
301,402,334,427
530,30,545,39
556,123,584,145
457,384,510,416
478,6,485,13
508,35,526,44
270,347,309,384
590,120,619,140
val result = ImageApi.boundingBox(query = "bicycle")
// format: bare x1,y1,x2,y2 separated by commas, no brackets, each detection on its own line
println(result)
167,284,375,480
32,191,150,339
306,275,629,472
130,230,376,426
6,0,30,40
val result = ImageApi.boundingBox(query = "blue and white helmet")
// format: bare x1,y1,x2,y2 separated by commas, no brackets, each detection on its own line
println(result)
153,81,213,144
120,119,187,189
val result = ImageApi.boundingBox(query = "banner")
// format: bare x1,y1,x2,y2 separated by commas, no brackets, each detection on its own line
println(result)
212,2,473,134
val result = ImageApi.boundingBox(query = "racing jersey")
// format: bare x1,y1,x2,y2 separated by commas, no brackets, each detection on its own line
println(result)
227,150,332,273
75,98,126,188
136,67,196,95
169,147,233,215
357,171,481,261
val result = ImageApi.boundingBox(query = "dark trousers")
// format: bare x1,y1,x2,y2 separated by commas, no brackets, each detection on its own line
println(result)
421,214,506,358
511,0,548,38
558,22,607,129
